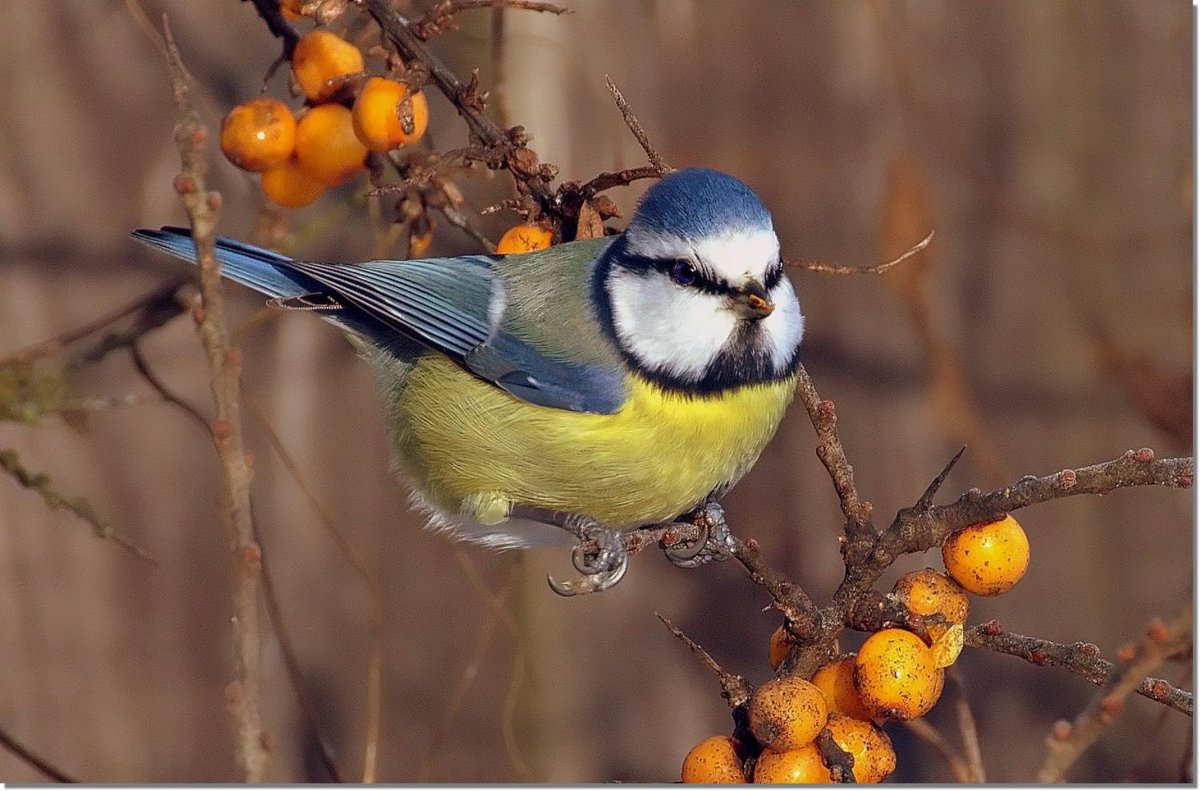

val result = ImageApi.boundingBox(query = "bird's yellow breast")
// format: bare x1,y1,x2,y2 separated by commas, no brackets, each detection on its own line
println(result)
388,355,796,527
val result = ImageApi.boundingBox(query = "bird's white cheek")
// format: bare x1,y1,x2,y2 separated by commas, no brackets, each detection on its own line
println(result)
607,272,734,382
763,279,804,371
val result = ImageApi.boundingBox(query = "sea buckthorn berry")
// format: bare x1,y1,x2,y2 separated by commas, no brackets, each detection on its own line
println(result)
496,224,553,254
261,158,325,208
942,514,1030,596
768,625,794,671
752,744,830,784
294,104,369,186
680,735,746,784
292,30,365,102
893,568,969,639
824,713,897,783
352,77,430,152
748,676,829,753
811,656,873,721
220,98,297,173
855,628,944,720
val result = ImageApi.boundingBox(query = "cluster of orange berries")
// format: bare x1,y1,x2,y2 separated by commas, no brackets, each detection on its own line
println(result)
681,513,1030,783
219,25,428,208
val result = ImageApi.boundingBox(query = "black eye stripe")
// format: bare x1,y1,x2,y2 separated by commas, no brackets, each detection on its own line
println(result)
764,261,784,290
619,253,728,294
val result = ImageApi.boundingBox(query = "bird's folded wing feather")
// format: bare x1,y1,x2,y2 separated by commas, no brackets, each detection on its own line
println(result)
285,253,628,415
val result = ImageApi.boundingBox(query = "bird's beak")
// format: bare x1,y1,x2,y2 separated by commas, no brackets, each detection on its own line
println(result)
732,280,775,321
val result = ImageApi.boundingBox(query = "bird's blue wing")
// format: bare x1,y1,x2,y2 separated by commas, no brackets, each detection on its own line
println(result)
131,226,625,414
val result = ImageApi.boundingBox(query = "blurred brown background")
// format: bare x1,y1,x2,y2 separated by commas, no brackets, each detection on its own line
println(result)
0,0,1193,783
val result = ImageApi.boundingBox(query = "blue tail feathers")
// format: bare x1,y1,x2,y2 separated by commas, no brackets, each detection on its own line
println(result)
130,226,323,299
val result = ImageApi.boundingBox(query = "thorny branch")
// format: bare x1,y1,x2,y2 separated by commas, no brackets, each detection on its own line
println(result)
161,16,268,782
656,613,753,710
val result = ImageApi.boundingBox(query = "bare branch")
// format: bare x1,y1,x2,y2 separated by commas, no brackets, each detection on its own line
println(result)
1037,608,1192,782
787,229,934,274
604,76,671,174
966,621,1193,717
656,613,753,710
160,15,268,781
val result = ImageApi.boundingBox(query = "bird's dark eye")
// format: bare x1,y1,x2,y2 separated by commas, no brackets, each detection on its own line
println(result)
670,260,698,286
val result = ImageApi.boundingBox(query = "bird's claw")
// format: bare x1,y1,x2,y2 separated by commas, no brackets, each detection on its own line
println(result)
664,497,735,568
547,518,630,596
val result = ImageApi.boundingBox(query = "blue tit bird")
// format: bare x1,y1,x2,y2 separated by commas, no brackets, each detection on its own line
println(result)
133,167,804,593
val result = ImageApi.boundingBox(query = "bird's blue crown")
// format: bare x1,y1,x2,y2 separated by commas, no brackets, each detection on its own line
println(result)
628,168,773,239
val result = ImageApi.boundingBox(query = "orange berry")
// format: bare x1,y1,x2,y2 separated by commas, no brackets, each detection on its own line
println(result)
824,713,897,783
294,104,368,186
753,744,830,784
352,77,429,152
942,514,1030,596
496,224,553,254
261,158,325,207
768,625,794,671
291,29,365,102
811,656,873,721
748,676,829,753
220,98,296,173
893,569,969,638
854,629,944,721
680,735,746,783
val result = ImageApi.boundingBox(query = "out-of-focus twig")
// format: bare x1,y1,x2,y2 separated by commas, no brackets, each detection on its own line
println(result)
255,519,343,783
244,395,383,783
1036,608,1192,782
160,15,268,781
0,447,157,564
0,280,187,368
903,718,970,783
0,723,76,783
948,666,985,782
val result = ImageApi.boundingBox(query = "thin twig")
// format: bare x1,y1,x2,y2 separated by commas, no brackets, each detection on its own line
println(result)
1036,607,1192,782
656,613,752,709
0,723,76,783
0,447,157,565
161,15,268,781
604,76,671,174
793,363,874,538
244,395,384,783
965,622,1194,716
254,515,343,782
411,0,569,40
787,229,934,274
948,666,985,782
902,718,970,783
129,342,209,429
417,552,516,780
0,280,187,367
